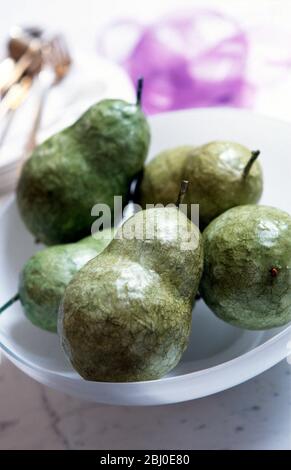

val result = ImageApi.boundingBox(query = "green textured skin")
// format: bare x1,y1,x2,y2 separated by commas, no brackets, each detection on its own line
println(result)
138,146,194,208
19,230,113,332
60,207,203,382
139,142,263,229
200,205,291,330
17,99,150,245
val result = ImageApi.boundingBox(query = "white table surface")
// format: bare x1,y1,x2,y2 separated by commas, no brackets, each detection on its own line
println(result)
0,0,291,451
0,353,290,450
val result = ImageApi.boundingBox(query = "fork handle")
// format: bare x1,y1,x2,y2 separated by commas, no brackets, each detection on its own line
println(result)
1,52,32,95
24,86,49,157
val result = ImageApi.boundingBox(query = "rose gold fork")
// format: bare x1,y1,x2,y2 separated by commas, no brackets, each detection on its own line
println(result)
24,35,72,156
0,75,33,147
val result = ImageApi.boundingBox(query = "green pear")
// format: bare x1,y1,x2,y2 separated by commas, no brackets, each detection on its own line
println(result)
138,141,263,229
137,146,194,207
17,81,150,245
200,205,291,330
17,230,113,332
60,192,203,382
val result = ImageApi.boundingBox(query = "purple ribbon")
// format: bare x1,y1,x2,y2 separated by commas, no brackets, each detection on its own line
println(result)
97,9,291,114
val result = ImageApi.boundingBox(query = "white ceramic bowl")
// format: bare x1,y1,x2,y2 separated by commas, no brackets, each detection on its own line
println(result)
0,107,290,406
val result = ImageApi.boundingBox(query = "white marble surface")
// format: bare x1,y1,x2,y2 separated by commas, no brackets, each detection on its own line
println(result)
1,0,291,450
0,355,290,450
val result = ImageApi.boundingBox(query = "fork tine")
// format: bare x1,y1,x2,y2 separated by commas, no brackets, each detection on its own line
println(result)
47,39,63,70
52,35,71,66
57,35,71,57
47,35,72,81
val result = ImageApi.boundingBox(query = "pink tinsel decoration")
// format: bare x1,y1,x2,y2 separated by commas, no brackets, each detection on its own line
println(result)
98,9,291,114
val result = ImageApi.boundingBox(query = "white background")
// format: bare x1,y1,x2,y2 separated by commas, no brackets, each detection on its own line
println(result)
2,0,291,121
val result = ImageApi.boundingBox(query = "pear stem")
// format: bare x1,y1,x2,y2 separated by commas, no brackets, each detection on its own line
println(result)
243,150,260,178
176,180,189,206
136,77,144,106
0,293,20,314
270,267,279,278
